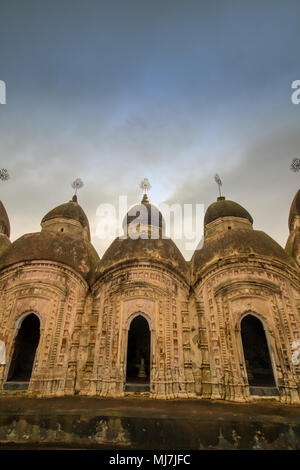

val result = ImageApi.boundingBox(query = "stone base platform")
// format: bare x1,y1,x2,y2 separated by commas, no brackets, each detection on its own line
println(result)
0,396,299,450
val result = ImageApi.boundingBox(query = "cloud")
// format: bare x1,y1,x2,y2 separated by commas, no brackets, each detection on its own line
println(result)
0,1,299,260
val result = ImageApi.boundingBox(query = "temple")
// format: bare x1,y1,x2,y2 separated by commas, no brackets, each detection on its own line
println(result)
0,188,299,403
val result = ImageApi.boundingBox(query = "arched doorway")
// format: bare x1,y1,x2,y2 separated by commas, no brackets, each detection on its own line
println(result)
126,315,150,392
7,314,40,382
241,314,276,391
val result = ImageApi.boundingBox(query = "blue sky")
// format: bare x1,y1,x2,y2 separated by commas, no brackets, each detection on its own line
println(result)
0,0,299,258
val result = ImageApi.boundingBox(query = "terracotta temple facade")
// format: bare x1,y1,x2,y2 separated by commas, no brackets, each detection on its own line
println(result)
0,189,299,404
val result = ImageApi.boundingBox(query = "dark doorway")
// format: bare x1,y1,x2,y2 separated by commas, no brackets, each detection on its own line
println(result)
7,314,40,382
241,315,276,387
126,316,150,384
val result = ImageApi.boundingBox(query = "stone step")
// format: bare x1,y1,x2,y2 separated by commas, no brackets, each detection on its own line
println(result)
125,383,150,393
125,393,150,398
0,390,28,397
3,382,29,391
249,386,279,396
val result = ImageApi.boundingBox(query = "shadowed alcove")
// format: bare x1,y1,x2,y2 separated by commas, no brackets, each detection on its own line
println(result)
126,315,150,386
241,314,276,389
7,313,40,382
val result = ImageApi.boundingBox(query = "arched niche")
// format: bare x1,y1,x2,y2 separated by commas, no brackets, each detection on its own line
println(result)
7,313,40,382
240,313,276,389
125,314,151,386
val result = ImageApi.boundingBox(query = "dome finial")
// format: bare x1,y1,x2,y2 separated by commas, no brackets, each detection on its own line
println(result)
139,178,151,203
214,173,223,199
141,193,149,204
0,169,10,182
290,157,300,172
71,177,84,200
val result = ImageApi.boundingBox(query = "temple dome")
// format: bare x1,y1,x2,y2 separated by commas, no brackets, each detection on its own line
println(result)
288,188,300,231
0,200,12,258
97,236,189,280
0,196,100,284
122,194,165,234
96,194,189,279
0,231,99,284
41,195,91,240
0,200,10,238
191,229,297,283
204,197,253,226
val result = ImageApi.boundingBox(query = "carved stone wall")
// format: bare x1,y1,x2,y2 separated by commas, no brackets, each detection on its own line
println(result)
84,262,194,399
0,254,299,404
194,259,300,403
0,261,88,397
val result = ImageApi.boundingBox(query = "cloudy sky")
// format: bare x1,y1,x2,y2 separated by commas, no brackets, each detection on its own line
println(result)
0,0,299,259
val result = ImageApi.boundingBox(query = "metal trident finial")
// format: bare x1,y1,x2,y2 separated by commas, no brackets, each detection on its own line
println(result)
139,178,151,194
290,158,300,172
0,169,9,182
214,173,222,197
71,178,84,195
